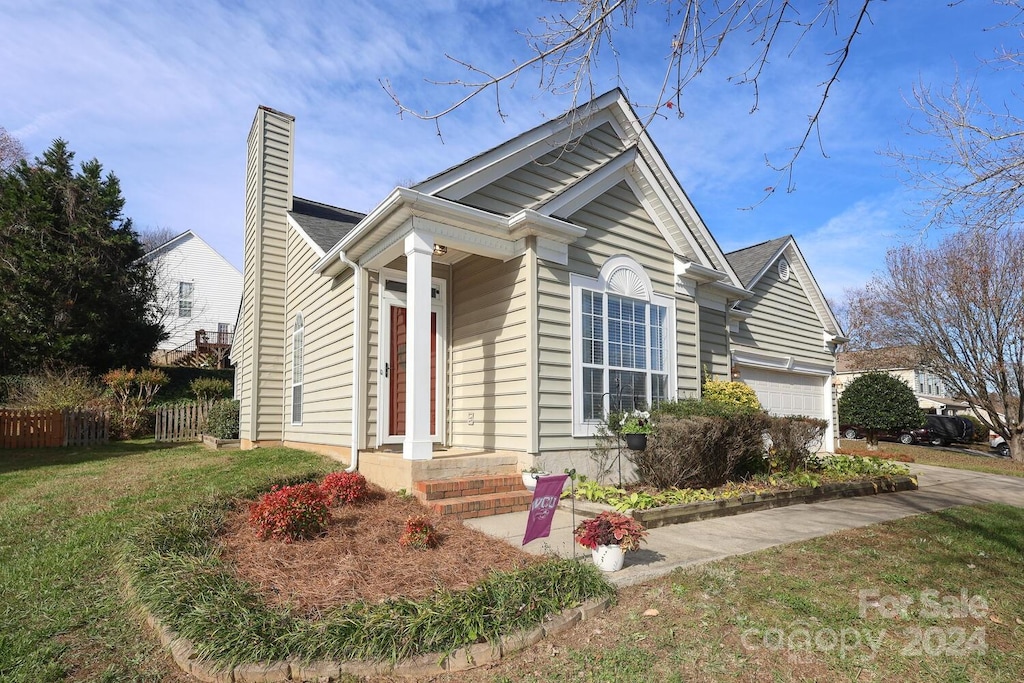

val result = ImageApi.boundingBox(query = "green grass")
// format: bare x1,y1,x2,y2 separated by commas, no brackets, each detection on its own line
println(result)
456,504,1024,683
0,440,330,682
840,441,1024,478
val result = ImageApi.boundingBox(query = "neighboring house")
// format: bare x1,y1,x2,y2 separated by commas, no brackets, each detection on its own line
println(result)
236,91,846,494
725,236,847,442
141,230,243,364
835,346,969,416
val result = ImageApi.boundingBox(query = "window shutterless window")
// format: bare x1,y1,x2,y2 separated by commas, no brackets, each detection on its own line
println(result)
571,256,675,436
178,282,193,317
291,313,304,424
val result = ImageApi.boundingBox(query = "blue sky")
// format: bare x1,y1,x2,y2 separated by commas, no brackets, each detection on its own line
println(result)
2,1,1019,301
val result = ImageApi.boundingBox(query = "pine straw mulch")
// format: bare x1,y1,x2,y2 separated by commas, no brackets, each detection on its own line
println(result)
217,487,544,615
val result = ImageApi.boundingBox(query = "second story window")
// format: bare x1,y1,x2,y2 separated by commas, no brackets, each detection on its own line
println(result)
178,282,194,317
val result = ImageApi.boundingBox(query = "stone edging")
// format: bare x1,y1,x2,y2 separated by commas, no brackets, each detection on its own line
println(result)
630,475,919,529
144,596,612,682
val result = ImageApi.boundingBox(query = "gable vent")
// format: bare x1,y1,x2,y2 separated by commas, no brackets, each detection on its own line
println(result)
607,267,649,299
778,259,791,282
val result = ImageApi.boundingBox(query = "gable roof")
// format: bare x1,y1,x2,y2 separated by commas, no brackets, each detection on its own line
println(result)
139,229,241,275
288,196,364,254
836,346,924,373
725,235,846,339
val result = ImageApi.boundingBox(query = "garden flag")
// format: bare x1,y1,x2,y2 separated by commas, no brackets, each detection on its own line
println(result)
522,473,568,545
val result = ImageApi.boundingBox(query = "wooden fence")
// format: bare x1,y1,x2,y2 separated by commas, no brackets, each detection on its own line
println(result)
0,408,109,449
154,401,213,442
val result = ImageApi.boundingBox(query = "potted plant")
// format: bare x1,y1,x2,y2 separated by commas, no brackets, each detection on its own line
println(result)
619,409,651,451
522,465,549,491
573,510,648,572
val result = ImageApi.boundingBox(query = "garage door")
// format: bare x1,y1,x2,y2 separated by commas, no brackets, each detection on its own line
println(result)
739,367,826,418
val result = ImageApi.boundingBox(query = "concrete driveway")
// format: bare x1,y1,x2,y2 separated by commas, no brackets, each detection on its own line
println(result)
464,464,1024,586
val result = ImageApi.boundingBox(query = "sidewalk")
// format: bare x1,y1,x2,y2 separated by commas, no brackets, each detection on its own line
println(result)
464,464,1024,586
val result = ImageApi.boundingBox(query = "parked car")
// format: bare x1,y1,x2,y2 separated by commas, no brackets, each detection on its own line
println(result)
924,415,974,446
990,433,1010,457
840,425,930,445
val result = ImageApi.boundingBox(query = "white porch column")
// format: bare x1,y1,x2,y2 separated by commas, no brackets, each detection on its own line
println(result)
403,230,434,461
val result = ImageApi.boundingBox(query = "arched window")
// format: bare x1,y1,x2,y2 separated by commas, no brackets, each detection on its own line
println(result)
291,313,304,425
570,256,676,436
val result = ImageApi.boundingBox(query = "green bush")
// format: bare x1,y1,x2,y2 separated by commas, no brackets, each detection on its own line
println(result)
654,397,762,419
156,367,235,404
205,399,239,439
102,367,170,439
630,410,771,488
190,376,233,402
838,371,923,446
702,379,762,411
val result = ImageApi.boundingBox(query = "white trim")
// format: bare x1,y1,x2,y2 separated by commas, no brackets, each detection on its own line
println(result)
732,346,835,376
376,268,447,447
627,157,713,267
541,147,637,218
570,256,677,437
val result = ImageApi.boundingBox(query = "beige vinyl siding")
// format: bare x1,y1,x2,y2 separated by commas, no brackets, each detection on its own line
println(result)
240,108,291,443
536,180,679,453
699,306,729,382
283,228,354,446
460,123,625,215
676,296,700,397
733,263,835,365
449,254,530,451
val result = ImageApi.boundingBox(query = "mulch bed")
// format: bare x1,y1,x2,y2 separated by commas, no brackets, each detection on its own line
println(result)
217,488,543,615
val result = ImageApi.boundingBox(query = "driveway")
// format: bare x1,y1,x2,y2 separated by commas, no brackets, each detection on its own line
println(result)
465,464,1024,586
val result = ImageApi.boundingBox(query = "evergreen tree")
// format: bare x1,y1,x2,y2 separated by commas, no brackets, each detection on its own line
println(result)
0,139,165,376
838,371,924,449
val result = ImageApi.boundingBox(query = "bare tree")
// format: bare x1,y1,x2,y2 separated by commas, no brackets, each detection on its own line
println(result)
0,126,26,172
137,225,181,253
857,227,1024,461
383,0,874,195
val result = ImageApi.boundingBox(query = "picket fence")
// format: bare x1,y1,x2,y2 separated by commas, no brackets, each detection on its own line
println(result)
0,408,109,449
154,401,213,442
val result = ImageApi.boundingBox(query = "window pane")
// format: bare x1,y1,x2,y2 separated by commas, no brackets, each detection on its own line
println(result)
583,367,604,421
609,370,646,412
582,291,603,365
652,373,668,406
650,305,666,372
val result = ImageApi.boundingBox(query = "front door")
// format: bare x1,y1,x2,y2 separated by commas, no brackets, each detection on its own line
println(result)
388,305,437,437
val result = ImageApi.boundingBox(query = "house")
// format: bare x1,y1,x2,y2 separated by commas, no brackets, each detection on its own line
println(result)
141,230,242,366
725,236,847,436
835,346,969,416
235,91,846,503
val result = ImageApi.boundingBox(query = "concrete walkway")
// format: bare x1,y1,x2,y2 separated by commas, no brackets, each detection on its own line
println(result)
464,464,1024,587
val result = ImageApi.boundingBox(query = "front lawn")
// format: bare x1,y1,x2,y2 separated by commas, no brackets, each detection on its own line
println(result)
840,441,1024,478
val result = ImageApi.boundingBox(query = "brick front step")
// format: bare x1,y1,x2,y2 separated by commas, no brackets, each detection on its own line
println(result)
413,474,524,502
426,489,535,520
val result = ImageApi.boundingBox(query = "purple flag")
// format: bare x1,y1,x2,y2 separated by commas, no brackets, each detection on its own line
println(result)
522,474,568,545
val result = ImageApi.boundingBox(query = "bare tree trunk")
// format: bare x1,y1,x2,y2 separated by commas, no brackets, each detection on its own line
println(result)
1011,437,1024,464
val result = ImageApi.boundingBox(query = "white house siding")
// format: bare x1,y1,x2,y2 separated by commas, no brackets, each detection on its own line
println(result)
449,254,530,451
239,107,292,444
733,264,835,366
149,233,241,351
459,123,625,215
536,180,681,453
283,228,354,446
699,305,730,382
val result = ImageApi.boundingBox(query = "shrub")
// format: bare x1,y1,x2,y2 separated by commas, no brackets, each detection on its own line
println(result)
102,367,170,439
205,399,239,439
248,483,330,542
2,365,104,409
630,411,771,488
654,397,761,419
190,376,232,402
320,471,369,506
764,416,829,472
400,515,440,549
838,371,923,447
702,379,762,411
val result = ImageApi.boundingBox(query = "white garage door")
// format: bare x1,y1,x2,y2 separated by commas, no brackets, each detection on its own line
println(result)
740,367,826,418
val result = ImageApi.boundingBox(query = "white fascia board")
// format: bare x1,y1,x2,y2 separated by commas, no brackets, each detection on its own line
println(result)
785,241,846,337
416,91,625,199
314,187,404,275
286,214,326,259
631,155,716,266
136,229,194,264
508,209,587,243
704,279,754,301
676,258,728,284
541,147,638,218
732,346,834,376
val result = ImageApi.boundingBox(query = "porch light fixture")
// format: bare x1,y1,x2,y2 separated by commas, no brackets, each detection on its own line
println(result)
432,244,448,256
731,367,741,380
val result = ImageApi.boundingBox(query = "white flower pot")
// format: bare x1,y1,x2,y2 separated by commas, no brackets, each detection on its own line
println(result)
522,471,548,491
592,544,625,572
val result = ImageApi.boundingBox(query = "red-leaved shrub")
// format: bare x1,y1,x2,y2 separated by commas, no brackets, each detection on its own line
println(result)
320,471,369,506
399,515,439,550
248,483,330,542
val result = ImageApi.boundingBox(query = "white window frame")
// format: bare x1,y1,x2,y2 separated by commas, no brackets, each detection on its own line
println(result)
178,281,194,318
570,255,676,437
291,312,304,425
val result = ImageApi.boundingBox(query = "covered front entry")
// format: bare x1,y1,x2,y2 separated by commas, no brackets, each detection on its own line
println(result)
379,271,445,446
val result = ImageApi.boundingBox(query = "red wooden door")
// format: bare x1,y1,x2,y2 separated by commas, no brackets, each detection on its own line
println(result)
388,306,436,436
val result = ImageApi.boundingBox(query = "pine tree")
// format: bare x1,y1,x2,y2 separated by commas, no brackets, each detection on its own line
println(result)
0,139,165,376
